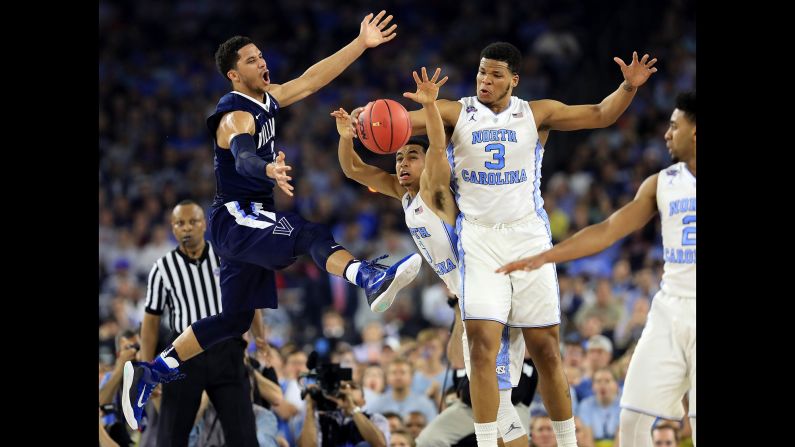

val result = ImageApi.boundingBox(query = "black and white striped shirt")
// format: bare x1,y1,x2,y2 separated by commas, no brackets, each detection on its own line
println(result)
145,242,223,333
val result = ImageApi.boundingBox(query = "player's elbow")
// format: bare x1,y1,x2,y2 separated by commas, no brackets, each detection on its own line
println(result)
339,163,356,179
595,104,619,128
269,393,284,407
366,432,387,447
234,158,251,177
341,165,364,183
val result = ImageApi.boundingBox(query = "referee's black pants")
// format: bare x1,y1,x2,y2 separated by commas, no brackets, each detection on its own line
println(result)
156,336,257,447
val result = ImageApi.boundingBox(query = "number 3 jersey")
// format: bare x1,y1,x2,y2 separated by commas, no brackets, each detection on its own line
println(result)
449,96,543,226
657,162,696,298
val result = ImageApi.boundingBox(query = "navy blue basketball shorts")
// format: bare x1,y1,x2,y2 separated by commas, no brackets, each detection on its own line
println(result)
209,201,308,313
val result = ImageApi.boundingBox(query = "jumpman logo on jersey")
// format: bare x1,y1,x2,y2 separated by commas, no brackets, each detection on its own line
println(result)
504,422,521,436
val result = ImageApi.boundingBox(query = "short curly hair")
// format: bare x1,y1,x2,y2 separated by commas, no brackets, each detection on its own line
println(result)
215,36,254,80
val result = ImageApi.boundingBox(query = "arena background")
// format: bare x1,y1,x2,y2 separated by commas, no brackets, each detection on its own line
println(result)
99,0,695,444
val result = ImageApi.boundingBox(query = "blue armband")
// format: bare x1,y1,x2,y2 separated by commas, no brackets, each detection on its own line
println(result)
230,133,269,180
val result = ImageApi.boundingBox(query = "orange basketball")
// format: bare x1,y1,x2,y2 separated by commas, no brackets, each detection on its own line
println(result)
356,99,412,154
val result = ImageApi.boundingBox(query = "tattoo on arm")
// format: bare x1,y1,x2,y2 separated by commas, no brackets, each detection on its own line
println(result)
622,82,635,92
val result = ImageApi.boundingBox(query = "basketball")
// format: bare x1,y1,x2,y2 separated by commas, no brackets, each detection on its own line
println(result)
356,99,412,154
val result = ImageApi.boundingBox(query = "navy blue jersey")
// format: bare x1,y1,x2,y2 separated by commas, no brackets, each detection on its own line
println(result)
207,91,280,209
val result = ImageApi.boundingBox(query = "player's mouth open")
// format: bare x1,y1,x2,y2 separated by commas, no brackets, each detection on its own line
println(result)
262,71,270,84
399,171,410,179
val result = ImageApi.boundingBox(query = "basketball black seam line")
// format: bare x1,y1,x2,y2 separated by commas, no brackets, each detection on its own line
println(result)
385,99,393,154
370,101,385,153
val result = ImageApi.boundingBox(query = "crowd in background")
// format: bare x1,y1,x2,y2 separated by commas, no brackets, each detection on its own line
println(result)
99,1,695,445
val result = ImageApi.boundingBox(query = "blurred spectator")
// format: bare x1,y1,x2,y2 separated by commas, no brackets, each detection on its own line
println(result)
362,363,388,405
574,279,624,338
529,415,557,447
366,357,438,422
613,297,650,352
405,411,427,440
652,421,680,447
383,411,405,433
99,329,140,447
411,329,452,404
390,429,416,447
354,320,386,365
576,368,621,445
575,335,614,401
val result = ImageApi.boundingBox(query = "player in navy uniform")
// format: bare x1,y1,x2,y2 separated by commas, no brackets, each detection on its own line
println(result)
122,11,424,432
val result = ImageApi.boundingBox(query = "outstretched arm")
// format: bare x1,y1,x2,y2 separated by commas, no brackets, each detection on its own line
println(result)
404,67,458,225
497,174,659,273
531,51,658,131
331,108,404,200
268,11,397,107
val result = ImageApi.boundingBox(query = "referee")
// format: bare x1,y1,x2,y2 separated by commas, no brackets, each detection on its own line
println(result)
139,200,265,447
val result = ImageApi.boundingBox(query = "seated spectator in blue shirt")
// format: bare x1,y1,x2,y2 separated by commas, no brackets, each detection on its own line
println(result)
576,367,622,445
366,357,438,422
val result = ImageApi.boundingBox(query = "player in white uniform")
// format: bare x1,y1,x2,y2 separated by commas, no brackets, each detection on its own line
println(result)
371,43,658,447
333,68,546,447
498,91,696,446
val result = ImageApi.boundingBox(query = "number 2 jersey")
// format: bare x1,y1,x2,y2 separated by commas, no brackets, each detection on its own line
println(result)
657,162,696,298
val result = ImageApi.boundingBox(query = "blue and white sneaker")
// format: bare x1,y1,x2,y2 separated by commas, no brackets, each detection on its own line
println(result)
121,360,183,430
360,253,423,313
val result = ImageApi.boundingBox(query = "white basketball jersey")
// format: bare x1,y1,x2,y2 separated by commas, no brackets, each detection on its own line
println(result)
449,96,543,225
656,162,696,298
402,192,460,295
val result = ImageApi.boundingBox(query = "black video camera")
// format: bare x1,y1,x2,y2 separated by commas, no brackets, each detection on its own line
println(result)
300,351,353,412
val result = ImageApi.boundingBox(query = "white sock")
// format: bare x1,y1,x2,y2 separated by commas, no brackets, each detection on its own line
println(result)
551,418,578,447
344,261,361,285
474,421,499,447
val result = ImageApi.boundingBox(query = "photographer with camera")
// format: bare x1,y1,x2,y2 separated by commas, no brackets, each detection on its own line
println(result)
99,329,142,446
297,355,389,447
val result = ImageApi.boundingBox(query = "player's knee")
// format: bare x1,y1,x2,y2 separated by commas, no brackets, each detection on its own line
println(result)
525,333,561,368
531,342,560,368
468,336,500,364
297,222,342,268
221,309,255,335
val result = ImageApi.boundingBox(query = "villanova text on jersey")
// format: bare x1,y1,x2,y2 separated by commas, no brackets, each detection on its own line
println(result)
461,129,527,186
207,91,280,209
665,197,696,265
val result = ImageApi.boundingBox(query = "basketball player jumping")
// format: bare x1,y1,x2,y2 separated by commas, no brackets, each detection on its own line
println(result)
120,11,425,431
